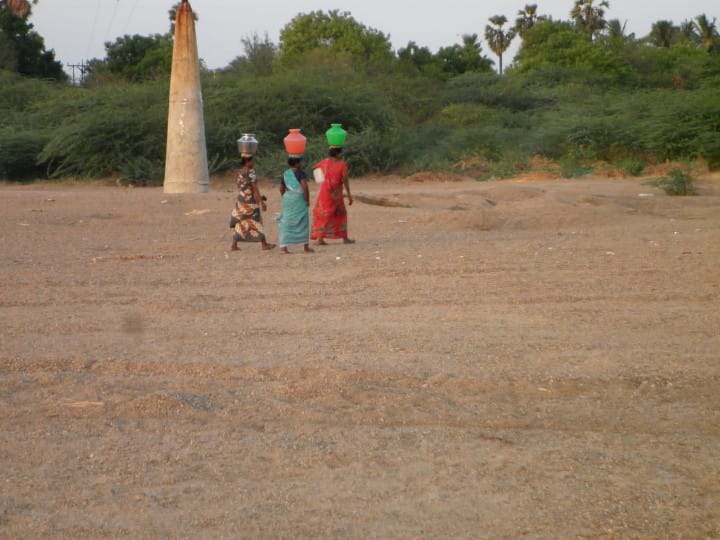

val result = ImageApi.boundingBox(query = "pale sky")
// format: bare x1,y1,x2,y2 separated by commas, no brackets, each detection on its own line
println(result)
29,0,719,71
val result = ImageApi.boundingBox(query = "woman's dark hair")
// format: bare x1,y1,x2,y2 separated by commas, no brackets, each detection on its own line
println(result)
240,155,254,166
329,147,343,158
287,157,302,167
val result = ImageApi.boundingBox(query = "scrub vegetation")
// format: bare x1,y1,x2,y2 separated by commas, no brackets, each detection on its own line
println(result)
1,2,719,184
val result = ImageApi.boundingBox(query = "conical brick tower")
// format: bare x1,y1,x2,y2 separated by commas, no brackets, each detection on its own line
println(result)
163,0,209,193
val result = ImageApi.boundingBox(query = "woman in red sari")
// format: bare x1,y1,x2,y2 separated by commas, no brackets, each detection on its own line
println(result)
310,147,355,245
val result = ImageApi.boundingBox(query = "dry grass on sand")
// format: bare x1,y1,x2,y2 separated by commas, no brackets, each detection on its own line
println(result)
1,172,719,538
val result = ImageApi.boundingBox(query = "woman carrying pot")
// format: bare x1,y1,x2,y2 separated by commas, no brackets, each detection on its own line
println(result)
310,124,355,245
229,152,275,251
278,156,313,254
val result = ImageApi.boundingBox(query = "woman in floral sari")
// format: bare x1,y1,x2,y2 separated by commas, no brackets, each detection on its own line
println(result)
229,155,275,251
310,147,355,245
278,157,313,254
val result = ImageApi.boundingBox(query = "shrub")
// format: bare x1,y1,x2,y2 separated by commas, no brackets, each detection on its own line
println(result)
559,157,592,178
486,157,529,180
0,71,55,117
616,158,645,176
117,156,164,186
648,168,696,196
636,88,720,163
203,68,398,160
386,121,468,174
343,128,400,176
0,129,49,180
37,83,168,178
445,72,547,111
4,40,720,183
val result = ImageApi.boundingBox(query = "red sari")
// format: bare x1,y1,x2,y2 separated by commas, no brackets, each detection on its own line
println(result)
310,158,349,240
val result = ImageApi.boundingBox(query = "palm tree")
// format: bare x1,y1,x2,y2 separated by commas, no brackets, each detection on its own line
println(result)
679,19,700,44
605,19,626,39
603,18,635,44
1,0,37,17
694,14,719,52
515,4,544,36
485,15,515,75
648,20,678,48
570,0,610,41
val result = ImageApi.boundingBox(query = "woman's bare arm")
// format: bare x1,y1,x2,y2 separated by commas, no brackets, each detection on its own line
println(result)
252,182,266,211
301,179,310,206
342,175,353,205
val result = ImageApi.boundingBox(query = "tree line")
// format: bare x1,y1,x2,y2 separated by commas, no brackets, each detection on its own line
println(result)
1,0,718,182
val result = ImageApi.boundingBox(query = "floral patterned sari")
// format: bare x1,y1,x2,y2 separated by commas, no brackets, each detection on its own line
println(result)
229,166,266,242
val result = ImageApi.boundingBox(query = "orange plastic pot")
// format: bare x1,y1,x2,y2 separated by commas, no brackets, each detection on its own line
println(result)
284,128,307,156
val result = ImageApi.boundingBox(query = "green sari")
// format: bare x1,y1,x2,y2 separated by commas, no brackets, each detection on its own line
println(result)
278,168,309,248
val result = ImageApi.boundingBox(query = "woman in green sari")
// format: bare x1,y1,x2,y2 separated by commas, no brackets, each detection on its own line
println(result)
278,157,313,254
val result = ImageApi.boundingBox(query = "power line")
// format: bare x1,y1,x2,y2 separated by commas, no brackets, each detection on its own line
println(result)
67,60,91,85
103,0,121,43
121,0,140,35
85,0,103,59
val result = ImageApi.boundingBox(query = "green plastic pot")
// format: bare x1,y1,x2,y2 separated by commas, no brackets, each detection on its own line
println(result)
325,123,347,147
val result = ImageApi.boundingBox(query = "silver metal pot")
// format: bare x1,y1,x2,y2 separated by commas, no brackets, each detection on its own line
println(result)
237,133,259,156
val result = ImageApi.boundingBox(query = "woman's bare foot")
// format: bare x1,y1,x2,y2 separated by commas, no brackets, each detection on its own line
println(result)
261,243,276,251
281,247,290,254
230,243,239,251
317,239,327,245
303,244,314,253
343,238,355,244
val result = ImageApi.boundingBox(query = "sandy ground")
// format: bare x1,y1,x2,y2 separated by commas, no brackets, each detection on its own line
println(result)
1,172,719,538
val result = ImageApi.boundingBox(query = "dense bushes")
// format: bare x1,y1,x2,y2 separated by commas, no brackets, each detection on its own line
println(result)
35,83,169,181
0,129,49,179
203,65,399,164
1,28,719,183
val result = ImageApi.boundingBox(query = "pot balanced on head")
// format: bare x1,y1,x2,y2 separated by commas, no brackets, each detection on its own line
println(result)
237,133,259,157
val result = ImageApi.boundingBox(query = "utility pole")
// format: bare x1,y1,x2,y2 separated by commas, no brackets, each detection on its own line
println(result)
66,60,90,85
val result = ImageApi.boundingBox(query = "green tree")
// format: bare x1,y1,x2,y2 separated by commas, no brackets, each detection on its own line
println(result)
397,41,433,68
87,34,172,83
571,0,610,41
485,15,515,75
435,35,493,78
0,3,66,80
226,32,277,76
241,32,276,75
604,19,633,40
0,19,15,69
436,45,466,77
679,19,700,44
647,20,678,48
459,33,492,72
279,10,393,65
514,19,629,83
694,14,719,53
